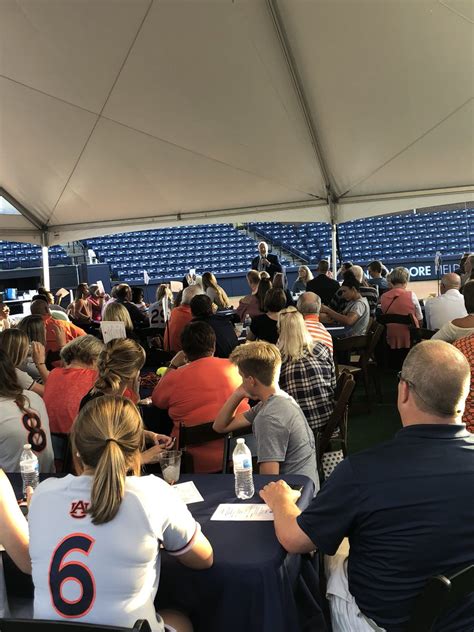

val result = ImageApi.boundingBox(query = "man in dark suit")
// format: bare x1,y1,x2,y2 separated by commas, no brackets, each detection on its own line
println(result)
251,241,282,279
306,260,340,306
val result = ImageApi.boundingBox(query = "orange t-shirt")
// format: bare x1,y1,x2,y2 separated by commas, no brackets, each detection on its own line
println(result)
44,367,98,434
152,356,249,472
163,305,192,352
43,315,86,354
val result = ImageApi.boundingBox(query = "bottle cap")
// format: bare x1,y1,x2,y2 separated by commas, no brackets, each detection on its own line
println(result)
23,443,32,450
237,438,245,444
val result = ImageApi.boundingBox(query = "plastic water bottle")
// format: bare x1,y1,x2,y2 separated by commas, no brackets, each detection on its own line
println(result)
233,438,254,499
20,444,39,497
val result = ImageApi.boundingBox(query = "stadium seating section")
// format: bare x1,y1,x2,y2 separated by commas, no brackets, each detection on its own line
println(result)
1,209,472,282
249,208,473,265
0,243,71,270
84,224,290,282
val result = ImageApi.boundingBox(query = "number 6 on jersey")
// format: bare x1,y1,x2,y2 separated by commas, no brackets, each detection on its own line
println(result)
49,533,96,618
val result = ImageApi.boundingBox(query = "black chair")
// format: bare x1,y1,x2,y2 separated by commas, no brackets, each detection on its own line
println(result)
315,371,355,484
376,312,419,369
222,426,256,473
50,432,74,474
377,313,418,327
410,327,437,346
179,421,227,473
406,564,474,632
0,619,151,632
333,323,383,410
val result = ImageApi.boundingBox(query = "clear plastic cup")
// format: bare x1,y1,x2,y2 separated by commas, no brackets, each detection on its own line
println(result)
159,450,182,485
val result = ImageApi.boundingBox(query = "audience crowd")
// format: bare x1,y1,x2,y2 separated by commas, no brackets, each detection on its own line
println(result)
0,249,473,631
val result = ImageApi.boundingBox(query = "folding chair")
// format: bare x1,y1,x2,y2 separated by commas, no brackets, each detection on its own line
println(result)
336,322,384,405
406,564,474,632
222,426,256,473
178,421,227,473
50,432,74,474
315,371,355,484
376,313,419,370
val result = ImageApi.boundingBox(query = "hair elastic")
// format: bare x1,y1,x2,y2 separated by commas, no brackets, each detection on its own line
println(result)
105,437,120,445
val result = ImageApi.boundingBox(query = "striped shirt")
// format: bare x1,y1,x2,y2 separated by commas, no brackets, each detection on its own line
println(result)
304,314,333,353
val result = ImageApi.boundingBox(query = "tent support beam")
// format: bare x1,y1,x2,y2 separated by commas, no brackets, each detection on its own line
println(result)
340,185,474,205
47,199,329,233
0,188,46,231
266,0,338,203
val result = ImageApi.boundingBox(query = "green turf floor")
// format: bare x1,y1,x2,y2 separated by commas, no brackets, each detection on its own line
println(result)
347,367,403,454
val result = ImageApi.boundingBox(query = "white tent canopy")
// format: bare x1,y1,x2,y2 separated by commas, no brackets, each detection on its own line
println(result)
1,0,473,246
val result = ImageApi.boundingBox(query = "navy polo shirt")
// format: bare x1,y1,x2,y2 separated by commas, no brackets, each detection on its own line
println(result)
297,424,474,631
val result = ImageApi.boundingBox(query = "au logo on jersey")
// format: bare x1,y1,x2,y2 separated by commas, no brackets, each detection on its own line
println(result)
69,500,90,519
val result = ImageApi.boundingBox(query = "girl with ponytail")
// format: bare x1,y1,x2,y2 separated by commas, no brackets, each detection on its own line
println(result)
0,349,54,473
29,395,213,630
79,338,173,466
201,272,231,311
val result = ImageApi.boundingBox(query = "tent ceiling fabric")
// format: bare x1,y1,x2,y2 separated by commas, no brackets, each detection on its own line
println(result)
0,0,473,246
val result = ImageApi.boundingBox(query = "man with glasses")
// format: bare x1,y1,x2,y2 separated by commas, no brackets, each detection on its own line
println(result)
260,341,474,632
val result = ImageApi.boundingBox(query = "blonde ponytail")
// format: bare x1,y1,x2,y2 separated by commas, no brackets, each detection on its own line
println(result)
93,338,145,395
72,396,143,525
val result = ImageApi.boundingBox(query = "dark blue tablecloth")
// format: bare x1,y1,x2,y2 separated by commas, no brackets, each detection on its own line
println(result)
155,473,324,632
5,473,327,632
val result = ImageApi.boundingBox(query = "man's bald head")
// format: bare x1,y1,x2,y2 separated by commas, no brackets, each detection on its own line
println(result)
441,273,461,293
297,292,321,315
400,340,470,420
30,299,50,316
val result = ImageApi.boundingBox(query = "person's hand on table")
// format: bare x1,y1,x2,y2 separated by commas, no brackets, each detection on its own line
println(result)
140,444,165,465
259,480,301,510
144,430,175,449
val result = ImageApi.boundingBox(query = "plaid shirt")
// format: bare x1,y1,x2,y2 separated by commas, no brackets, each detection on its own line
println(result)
279,343,336,431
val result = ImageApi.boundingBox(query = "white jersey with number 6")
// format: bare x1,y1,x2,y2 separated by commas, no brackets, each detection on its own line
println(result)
29,474,199,631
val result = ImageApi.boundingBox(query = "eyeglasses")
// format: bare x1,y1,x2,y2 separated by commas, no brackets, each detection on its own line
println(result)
397,372,457,416
398,370,424,393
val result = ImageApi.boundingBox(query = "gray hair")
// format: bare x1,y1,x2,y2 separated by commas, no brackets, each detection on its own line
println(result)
350,265,364,283
297,292,321,315
60,335,104,367
389,267,410,286
182,284,204,305
401,340,470,418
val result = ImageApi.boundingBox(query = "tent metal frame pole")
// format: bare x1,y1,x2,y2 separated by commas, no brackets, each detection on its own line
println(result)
0,188,46,231
331,224,338,278
41,246,50,291
266,0,337,203
329,200,338,277
340,185,474,204
47,199,329,233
